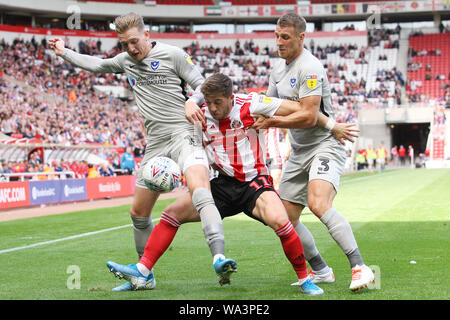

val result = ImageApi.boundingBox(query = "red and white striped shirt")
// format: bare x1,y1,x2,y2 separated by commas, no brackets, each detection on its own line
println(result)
264,127,283,167
202,92,282,182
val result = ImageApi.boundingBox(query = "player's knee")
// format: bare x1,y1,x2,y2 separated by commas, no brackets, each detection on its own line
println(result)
307,198,330,217
130,206,150,219
164,202,188,223
185,165,209,190
266,213,289,230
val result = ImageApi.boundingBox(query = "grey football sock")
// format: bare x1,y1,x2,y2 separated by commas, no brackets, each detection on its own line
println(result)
320,208,364,268
294,221,329,274
131,215,154,259
192,188,225,257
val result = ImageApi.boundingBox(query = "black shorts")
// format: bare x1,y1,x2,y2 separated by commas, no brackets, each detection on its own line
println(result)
210,174,277,223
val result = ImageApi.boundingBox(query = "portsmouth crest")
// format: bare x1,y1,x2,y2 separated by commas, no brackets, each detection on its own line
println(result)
150,60,160,71
290,78,297,88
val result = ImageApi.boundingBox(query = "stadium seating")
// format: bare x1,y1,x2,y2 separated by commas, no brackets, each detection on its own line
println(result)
407,33,450,99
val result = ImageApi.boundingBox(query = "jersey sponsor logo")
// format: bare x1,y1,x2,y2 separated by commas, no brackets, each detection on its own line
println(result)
306,75,318,89
185,55,194,65
262,96,273,104
131,75,168,86
289,78,297,88
150,60,160,71
128,75,136,87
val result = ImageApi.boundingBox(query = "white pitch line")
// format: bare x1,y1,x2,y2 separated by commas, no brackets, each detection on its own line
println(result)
0,218,160,255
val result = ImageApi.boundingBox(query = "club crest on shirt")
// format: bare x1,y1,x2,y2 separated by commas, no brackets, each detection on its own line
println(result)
289,78,297,88
306,75,318,89
150,60,160,71
231,119,243,129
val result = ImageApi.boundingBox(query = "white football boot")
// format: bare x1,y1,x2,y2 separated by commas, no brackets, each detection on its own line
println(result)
291,268,335,286
349,264,375,291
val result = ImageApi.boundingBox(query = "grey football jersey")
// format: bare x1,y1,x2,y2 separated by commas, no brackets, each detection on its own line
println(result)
61,41,204,140
267,48,336,152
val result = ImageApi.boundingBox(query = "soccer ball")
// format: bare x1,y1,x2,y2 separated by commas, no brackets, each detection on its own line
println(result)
142,156,181,193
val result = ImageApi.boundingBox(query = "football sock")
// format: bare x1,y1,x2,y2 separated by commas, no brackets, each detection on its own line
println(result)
275,221,308,280
136,263,150,277
320,208,364,268
213,254,226,264
138,211,180,271
192,188,225,258
294,221,330,274
131,215,154,259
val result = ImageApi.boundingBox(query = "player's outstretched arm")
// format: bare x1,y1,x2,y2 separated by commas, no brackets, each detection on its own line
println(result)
251,95,359,144
49,38,122,74
251,95,319,130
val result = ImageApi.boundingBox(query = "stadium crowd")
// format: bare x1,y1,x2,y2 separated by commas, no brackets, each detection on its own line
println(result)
0,26,445,176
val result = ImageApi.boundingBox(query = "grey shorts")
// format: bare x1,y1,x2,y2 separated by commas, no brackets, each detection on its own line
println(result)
278,140,346,207
136,127,209,189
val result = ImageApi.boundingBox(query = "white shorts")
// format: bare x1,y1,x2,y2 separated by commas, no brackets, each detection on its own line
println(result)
278,139,346,207
136,127,209,189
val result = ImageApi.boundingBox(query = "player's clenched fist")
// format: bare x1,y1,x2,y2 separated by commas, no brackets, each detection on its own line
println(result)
48,38,65,56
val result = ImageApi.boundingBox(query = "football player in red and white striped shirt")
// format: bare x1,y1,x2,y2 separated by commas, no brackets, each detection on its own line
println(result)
107,74,356,294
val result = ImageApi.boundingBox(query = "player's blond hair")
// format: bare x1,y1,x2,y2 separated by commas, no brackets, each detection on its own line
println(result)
277,13,307,34
114,12,145,34
201,73,233,98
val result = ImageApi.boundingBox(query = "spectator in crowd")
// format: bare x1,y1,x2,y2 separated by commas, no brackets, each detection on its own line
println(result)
99,162,115,177
87,163,100,178
120,146,135,175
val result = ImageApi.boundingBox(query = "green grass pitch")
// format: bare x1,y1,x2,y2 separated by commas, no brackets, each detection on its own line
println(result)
0,168,449,300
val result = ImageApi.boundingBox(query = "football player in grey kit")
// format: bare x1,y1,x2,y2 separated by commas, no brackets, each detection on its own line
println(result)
252,13,374,291
49,12,236,290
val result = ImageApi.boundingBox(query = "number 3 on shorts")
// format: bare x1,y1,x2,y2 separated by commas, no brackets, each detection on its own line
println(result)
317,157,330,174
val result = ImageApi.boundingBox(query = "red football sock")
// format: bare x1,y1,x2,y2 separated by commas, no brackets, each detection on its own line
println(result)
139,211,180,270
275,221,308,280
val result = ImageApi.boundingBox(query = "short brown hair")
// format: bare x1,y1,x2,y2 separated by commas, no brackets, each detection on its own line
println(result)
201,73,233,98
114,12,145,34
277,13,307,34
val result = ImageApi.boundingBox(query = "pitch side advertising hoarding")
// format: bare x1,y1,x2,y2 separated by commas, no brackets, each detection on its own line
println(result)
0,181,30,209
